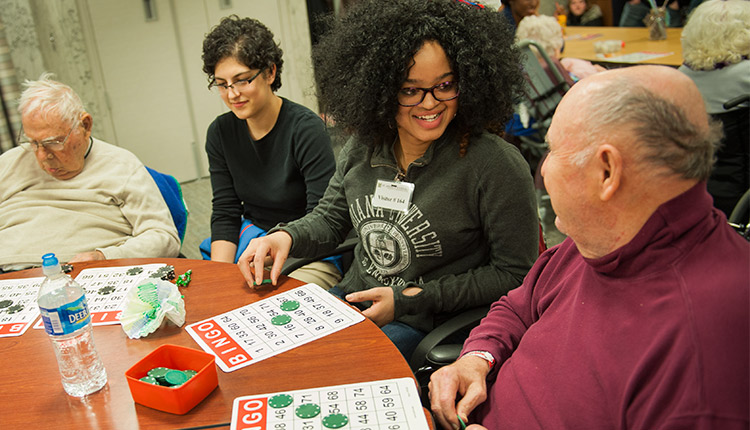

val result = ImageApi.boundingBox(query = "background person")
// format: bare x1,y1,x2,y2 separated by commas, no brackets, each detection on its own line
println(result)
515,15,605,83
499,0,540,31
238,0,539,360
0,74,180,272
560,0,604,26
679,0,750,216
619,0,688,27
200,16,340,288
429,65,749,429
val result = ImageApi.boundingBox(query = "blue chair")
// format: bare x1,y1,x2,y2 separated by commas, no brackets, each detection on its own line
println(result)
145,167,188,244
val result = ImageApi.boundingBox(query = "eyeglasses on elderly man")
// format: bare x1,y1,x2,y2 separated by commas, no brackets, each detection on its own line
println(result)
17,123,77,153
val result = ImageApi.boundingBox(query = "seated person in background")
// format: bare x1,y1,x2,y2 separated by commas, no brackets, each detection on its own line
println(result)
0,74,180,272
499,0,539,31
560,0,604,26
200,16,340,289
239,0,539,360
430,65,749,429
679,0,750,216
516,15,605,83
619,0,687,27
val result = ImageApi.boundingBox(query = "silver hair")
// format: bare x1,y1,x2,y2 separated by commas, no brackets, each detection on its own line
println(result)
681,0,750,71
574,77,723,181
17,72,86,126
515,15,564,59
570,143,595,167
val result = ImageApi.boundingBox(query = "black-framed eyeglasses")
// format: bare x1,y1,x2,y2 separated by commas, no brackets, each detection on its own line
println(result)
18,124,76,153
209,69,264,93
397,81,460,107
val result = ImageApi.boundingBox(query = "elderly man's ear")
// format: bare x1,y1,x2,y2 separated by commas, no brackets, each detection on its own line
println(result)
80,112,93,135
78,112,93,143
595,143,622,202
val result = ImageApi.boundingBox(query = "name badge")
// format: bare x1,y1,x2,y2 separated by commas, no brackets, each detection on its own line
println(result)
372,179,414,213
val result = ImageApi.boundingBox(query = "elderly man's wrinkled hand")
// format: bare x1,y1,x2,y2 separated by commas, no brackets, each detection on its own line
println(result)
429,355,491,430
68,250,106,263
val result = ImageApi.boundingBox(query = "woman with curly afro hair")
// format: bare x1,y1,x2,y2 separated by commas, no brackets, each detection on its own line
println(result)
239,0,540,360
200,15,341,289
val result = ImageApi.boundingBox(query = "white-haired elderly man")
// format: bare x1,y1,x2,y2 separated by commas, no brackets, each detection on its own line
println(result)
0,74,180,272
429,65,749,430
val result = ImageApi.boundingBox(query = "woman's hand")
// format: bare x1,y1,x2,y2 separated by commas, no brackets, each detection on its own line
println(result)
345,287,396,327
237,231,292,287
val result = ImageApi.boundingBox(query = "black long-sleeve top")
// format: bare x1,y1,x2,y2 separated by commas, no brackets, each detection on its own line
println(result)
206,98,336,242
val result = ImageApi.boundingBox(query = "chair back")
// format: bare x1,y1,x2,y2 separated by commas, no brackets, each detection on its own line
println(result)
510,40,572,172
728,189,750,241
516,39,571,127
708,102,749,216
146,167,188,243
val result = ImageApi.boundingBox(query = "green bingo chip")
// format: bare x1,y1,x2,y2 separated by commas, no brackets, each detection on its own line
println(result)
271,314,292,326
322,413,349,428
183,369,198,378
280,300,300,311
164,370,189,386
147,367,170,383
457,414,468,430
295,403,321,418
268,394,294,408
139,376,159,385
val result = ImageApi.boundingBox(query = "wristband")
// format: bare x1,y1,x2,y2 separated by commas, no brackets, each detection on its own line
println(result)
463,350,496,369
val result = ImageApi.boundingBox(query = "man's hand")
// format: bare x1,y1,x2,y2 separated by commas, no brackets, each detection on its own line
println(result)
68,250,106,263
237,231,292,287
429,355,491,430
345,287,395,327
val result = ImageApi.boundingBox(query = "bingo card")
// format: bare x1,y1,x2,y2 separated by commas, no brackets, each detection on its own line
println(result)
31,263,170,329
186,283,365,372
0,276,45,337
230,377,429,430
72,263,170,325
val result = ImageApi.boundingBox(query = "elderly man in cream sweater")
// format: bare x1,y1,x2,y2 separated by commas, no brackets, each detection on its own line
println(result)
0,74,180,272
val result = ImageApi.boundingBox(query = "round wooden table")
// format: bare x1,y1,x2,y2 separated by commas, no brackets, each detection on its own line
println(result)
0,258,431,429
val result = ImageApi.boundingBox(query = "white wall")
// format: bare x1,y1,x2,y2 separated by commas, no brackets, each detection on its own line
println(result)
0,0,316,182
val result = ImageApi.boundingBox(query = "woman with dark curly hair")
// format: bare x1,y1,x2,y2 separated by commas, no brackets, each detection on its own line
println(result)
239,0,539,359
200,15,340,288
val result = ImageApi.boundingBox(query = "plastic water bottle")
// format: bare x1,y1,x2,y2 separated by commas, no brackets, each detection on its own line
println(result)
37,253,107,397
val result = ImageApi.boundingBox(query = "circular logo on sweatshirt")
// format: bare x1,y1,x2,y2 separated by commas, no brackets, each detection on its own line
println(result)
360,220,410,275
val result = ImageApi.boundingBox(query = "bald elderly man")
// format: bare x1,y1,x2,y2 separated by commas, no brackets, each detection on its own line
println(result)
430,65,749,429
0,74,180,271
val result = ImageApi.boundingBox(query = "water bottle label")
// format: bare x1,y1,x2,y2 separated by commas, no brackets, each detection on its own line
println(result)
39,296,91,336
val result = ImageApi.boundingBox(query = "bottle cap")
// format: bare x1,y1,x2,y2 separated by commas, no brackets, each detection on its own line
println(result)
42,253,58,266
41,253,62,276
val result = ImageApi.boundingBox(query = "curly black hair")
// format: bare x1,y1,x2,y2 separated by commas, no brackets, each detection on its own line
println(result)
312,0,524,152
202,15,284,91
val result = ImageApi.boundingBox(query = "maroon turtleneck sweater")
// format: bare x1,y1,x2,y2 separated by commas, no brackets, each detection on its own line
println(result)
464,183,749,429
